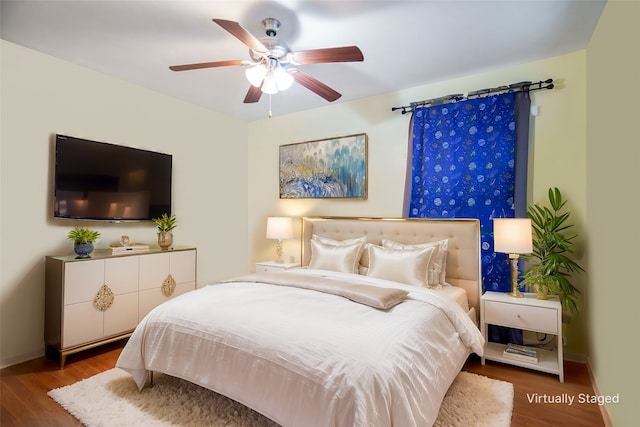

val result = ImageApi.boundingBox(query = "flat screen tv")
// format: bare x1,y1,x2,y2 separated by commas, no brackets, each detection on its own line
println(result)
53,134,172,222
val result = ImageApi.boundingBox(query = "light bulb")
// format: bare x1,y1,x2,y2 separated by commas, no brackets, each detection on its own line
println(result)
245,64,266,87
261,72,278,94
274,65,294,91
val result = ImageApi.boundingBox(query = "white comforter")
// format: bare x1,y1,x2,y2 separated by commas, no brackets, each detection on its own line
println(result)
116,269,484,427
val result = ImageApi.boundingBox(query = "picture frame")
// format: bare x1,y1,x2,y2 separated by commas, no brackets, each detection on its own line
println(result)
279,133,367,199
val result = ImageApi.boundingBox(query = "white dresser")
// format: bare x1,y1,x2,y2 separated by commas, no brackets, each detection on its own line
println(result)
45,247,196,367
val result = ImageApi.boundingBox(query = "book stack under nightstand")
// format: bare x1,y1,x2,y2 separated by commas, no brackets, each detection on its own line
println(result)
502,343,539,363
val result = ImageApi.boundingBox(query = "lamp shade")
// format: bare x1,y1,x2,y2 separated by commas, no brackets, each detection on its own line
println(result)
245,64,267,87
493,218,533,254
261,71,279,95
274,65,293,91
266,217,293,240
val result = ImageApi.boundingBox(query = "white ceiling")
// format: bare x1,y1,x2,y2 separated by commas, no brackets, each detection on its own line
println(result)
1,0,606,122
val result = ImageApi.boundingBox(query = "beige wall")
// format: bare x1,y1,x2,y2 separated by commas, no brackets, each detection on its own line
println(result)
0,41,249,367
587,1,639,425
248,50,588,355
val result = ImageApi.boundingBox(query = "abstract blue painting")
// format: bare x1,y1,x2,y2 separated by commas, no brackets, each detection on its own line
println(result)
279,133,367,199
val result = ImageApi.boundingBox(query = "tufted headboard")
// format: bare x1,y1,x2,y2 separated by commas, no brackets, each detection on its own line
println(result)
301,216,482,320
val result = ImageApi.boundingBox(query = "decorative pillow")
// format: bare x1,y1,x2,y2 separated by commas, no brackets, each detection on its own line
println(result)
382,239,449,286
312,234,369,271
309,239,365,274
366,244,436,287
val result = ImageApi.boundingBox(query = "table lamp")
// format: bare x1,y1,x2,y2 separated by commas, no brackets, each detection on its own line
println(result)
493,218,533,298
266,217,293,263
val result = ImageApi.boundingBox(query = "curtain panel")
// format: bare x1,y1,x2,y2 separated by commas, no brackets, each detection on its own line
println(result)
404,92,530,292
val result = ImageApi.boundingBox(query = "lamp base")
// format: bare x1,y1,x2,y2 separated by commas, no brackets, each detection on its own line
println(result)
274,239,283,263
507,254,524,298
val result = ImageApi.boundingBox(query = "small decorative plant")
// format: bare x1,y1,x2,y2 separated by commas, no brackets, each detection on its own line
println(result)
522,187,584,314
67,226,101,244
67,226,100,258
153,213,176,250
153,213,177,233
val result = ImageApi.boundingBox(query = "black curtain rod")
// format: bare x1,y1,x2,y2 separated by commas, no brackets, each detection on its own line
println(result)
391,79,554,115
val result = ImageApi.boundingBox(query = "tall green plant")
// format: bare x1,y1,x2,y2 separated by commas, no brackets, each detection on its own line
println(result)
522,188,584,314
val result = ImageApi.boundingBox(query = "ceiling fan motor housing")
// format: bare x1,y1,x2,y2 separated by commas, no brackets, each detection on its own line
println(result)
262,18,280,36
249,18,289,61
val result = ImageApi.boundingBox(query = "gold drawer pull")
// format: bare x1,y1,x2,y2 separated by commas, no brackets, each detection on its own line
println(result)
94,284,114,311
161,274,177,297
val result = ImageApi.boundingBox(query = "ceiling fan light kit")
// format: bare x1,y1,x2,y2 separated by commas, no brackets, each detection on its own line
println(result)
169,17,364,107
261,71,279,95
271,64,294,91
245,57,293,94
245,63,267,87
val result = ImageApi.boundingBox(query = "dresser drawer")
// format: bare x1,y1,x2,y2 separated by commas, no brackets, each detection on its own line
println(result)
484,300,558,334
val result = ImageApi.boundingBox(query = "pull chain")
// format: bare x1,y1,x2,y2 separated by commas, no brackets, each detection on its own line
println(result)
269,94,273,118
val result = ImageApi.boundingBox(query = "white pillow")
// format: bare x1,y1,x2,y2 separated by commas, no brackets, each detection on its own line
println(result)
366,244,436,287
382,239,448,286
309,239,365,274
312,234,369,270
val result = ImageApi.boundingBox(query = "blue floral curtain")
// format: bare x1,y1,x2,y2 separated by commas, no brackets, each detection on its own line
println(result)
406,92,530,292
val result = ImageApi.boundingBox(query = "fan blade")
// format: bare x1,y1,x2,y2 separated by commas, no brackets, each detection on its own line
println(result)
212,19,269,54
292,71,341,102
169,60,246,71
243,85,263,103
292,46,364,64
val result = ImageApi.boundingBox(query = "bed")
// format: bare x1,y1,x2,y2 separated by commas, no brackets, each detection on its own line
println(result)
116,216,485,427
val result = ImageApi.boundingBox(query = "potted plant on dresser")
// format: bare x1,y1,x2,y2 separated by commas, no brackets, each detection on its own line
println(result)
67,226,101,258
522,187,584,314
153,213,177,250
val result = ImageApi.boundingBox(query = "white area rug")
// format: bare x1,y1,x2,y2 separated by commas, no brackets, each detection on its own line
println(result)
49,368,513,427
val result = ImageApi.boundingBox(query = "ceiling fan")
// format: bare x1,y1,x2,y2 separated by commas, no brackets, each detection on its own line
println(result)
169,18,364,104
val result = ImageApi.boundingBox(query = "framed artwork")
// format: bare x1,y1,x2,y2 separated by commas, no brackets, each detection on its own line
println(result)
279,133,367,199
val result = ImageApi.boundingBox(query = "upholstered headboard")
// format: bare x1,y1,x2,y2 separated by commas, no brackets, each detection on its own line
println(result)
301,216,482,320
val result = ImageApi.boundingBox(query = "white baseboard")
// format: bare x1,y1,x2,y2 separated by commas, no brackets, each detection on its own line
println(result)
587,357,614,427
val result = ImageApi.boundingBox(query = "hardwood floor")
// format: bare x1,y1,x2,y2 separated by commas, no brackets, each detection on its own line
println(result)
1,341,606,426
465,355,606,427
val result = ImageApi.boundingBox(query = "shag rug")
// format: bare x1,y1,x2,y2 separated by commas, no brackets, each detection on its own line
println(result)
49,368,513,427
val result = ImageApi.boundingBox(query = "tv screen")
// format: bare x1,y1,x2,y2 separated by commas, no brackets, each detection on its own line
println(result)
54,134,172,221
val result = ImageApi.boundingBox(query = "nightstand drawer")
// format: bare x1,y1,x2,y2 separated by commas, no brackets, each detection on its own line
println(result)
484,300,558,334
255,261,300,273
257,264,284,273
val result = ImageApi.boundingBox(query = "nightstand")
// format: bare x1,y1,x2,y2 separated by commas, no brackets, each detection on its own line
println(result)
480,291,564,382
255,261,300,273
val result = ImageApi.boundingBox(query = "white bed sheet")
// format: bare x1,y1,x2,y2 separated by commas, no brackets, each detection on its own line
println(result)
437,283,469,312
116,269,484,427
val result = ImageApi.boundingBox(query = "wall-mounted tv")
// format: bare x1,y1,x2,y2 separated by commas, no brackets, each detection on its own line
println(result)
53,134,172,222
